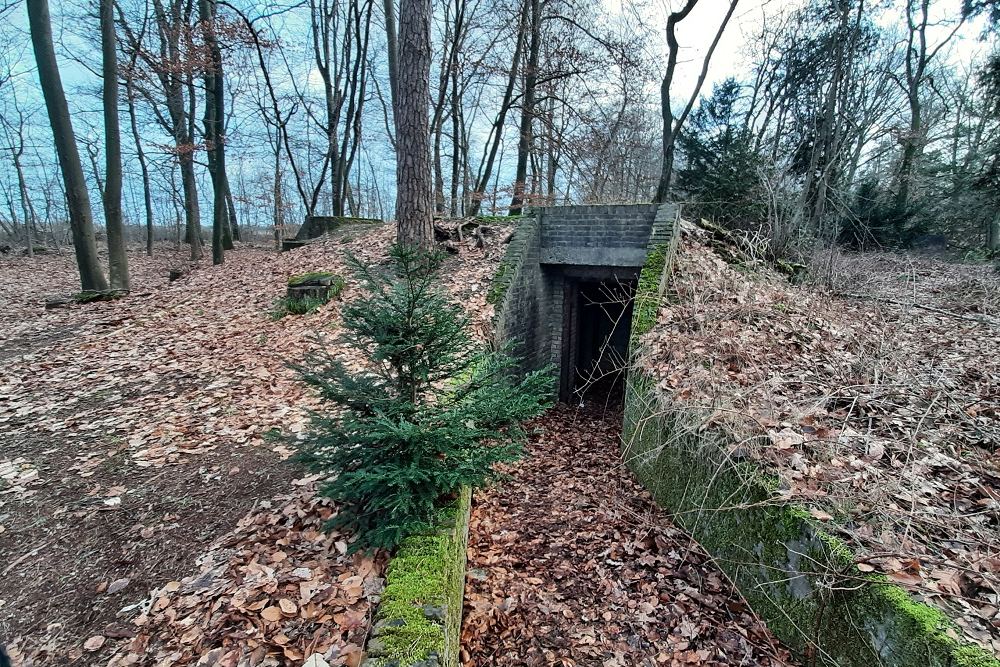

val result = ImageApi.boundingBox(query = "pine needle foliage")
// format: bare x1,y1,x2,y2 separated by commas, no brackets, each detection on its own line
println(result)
292,245,553,551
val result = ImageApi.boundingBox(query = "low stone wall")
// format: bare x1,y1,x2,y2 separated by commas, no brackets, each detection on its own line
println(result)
623,235,999,667
363,488,472,667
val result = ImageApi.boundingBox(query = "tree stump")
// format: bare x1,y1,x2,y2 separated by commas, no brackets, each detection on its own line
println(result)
286,272,344,303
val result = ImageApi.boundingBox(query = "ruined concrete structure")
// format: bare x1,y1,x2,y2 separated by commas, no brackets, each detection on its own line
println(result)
489,203,678,401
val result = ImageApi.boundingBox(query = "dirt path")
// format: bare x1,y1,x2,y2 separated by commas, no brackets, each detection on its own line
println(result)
461,405,796,667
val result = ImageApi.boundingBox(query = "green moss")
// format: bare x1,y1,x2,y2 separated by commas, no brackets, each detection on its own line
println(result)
368,488,471,667
287,271,340,287
74,289,127,303
270,295,328,319
630,243,669,348
954,645,1000,667
486,261,511,305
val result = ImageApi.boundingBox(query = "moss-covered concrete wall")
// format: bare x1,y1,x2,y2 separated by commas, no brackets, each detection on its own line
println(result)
363,488,472,667
623,234,999,667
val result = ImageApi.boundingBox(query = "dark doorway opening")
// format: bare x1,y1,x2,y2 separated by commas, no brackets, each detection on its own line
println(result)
559,270,637,405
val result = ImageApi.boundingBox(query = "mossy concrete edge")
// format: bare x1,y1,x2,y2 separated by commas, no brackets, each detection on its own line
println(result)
363,487,472,667
486,214,539,308
623,229,999,667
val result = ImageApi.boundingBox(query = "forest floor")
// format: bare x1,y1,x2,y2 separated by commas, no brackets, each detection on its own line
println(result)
640,228,1000,655
0,225,499,666
0,227,792,667
461,404,796,667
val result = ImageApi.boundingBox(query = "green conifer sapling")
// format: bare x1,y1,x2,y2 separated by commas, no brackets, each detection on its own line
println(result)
293,245,553,551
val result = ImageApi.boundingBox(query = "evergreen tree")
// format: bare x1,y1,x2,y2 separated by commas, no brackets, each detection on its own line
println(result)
293,246,553,551
838,178,922,250
676,78,765,226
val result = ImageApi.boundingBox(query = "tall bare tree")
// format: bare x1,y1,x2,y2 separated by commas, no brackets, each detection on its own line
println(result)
895,0,965,211
102,0,130,289
200,0,226,264
395,0,433,246
27,0,109,291
654,0,739,202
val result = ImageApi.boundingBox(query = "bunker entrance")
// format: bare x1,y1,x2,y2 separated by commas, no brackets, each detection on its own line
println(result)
559,270,638,404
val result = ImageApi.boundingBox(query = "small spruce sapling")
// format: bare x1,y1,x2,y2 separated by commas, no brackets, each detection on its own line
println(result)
292,245,553,551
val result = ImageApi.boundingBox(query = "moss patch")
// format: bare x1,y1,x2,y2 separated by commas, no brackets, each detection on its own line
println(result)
74,289,128,304
486,261,511,305
365,488,471,667
630,243,668,347
287,271,339,287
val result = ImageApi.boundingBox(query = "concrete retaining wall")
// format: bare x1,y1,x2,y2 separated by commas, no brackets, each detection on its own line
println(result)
622,232,999,667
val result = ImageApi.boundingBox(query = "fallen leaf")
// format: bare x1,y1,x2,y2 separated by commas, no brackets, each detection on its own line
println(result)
261,606,283,622
83,635,105,652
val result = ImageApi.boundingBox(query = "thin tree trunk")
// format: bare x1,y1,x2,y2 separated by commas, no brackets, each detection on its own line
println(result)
467,0,527,216
11,138,37,256
395,0,433,246
383,0,398,108
27,0,108,291
224,174,239,243
508,0,539,215
274,148,284,249
654,0,738,202
101,0,130,289
201,0,226,264
125,79,154,256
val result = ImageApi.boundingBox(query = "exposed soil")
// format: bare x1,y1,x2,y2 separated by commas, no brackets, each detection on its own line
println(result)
1,430,295,662
461,404,796,667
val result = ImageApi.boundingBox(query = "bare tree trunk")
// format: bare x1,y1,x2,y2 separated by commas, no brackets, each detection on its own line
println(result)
654,0,738,203
395,0,433,246
431,18,450,215
274,148,284,249
383,0,398,108
467,0,528,216
895,0,964,212
102,0,130,289
200,0,226,264
5,112,39,255
988,211,1000,252
125,77,154,256
27,0,109,291
224,174,239,243
450,67,461,216
508,0,539,215
152,0,201,259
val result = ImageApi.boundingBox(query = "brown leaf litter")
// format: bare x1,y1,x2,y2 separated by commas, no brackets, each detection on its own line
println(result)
0,222,507,665
461,404,796,667
639,227,1000,654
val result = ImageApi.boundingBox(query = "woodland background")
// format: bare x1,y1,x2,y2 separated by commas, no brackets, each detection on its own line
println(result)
0,0,998,267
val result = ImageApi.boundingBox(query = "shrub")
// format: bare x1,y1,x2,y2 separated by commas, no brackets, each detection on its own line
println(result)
292,245,553,551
